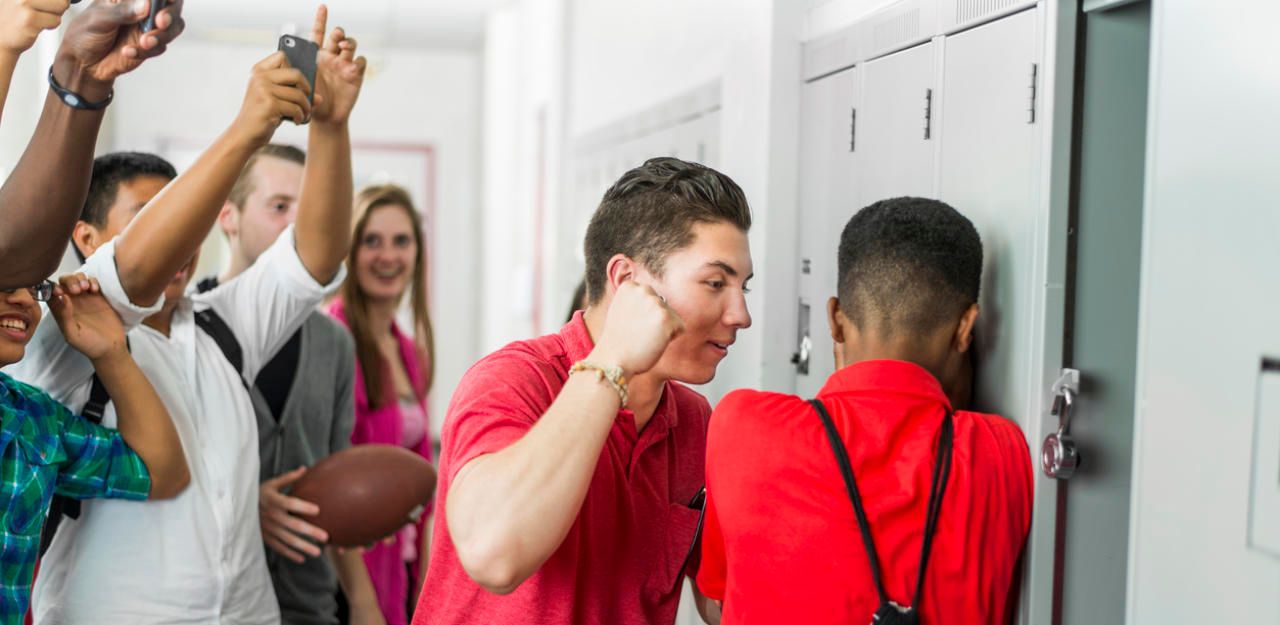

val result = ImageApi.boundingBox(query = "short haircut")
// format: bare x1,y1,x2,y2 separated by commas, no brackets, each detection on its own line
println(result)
81,152,177,227
837,197,983,336
583,157,752,303
227,144,306,209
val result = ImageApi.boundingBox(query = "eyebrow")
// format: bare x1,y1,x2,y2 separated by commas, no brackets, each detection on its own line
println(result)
705,261,754,281
267,194,297,203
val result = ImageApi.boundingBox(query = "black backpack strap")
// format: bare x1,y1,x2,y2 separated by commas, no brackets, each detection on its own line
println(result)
194,307,244,379
808,399,954,617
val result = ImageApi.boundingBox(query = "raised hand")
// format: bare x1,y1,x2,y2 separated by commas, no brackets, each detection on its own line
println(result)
47,272,127,362
589,281,685,377
56,0,186,86
309,5,367,126
0,0,70,55
229,52,313,147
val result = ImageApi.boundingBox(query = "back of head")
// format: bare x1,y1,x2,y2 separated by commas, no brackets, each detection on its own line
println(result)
583,157,752,304
837,197,983,340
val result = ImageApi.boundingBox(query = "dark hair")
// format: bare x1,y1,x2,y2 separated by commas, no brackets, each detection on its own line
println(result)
228,144,306,209
565,278,587,323
837,197,983,336
583,157,751,304
81,152,178,227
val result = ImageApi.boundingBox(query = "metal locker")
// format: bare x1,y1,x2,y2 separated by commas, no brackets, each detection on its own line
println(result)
858,40,937,207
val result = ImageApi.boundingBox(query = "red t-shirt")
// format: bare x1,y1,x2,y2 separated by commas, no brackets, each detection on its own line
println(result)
413,313,708,625
697,360,1032,625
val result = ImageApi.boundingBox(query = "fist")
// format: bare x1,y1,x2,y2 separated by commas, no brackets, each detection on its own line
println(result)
231,52,312,146
0,0,69,55
590,281,684,376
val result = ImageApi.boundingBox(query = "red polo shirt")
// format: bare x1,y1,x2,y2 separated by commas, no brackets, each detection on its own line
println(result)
697,360,1032,625
413,313,707,625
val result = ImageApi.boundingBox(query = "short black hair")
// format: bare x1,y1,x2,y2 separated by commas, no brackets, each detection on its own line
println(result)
584,157,751,304
81,152,178,227
837,197,983,336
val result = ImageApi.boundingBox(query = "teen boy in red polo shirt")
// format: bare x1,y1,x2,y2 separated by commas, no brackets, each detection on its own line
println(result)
414,157,753,625
698,197,1033,625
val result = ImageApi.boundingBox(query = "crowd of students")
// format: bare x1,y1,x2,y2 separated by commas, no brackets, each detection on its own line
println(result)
0,2,1033,625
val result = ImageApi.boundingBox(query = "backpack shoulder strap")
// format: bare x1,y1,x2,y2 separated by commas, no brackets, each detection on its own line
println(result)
194,307,244,378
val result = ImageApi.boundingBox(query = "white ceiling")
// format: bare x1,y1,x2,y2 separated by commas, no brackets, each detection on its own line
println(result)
181,0,513,49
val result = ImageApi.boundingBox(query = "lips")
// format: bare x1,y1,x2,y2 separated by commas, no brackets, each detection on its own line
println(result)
0,313,32,341
372,267,405,280
707,339,734,356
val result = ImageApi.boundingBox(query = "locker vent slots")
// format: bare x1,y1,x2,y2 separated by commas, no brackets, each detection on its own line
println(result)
958,0,1019,24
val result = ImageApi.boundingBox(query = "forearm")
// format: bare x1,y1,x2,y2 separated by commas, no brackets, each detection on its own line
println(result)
0,50,18,123
294,121,352,284
91,351,189,498
328,549,380,611
415,517,431,599
115,129,260,305
446,375,619,593
0,56,111,290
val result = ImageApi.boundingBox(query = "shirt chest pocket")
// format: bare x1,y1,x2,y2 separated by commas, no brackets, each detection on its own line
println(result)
5,435,64,536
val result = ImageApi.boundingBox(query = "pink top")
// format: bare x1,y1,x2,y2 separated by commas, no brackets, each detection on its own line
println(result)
326,298,433,625
412,312,709,625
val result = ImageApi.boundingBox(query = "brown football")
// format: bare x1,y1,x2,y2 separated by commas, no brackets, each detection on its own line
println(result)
290,445,438,547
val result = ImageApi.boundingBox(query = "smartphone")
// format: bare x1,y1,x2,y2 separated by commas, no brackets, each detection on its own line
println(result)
278,34,319,108
141,0,166,33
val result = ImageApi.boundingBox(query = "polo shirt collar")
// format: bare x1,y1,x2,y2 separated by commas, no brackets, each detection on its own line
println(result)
560,311,679,430
818,359,953,410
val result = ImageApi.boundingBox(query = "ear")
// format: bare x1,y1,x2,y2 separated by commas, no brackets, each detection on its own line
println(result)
71,221,101,260
827,297,847,345
603,253,641,296
954,303,980,353
217,202,239,239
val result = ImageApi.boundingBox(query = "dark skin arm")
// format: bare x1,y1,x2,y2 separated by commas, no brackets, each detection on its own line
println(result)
0,0,185,291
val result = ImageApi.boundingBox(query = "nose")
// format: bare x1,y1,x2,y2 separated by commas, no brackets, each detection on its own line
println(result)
724,288,752,329
2,288,35,306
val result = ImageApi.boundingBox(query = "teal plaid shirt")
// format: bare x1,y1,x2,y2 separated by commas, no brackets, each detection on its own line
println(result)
0,371,151,623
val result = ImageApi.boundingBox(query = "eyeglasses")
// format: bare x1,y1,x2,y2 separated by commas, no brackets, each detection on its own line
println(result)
1,280,56,302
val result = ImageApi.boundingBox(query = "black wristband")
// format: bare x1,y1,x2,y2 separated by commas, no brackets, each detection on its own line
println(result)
47,66,113,111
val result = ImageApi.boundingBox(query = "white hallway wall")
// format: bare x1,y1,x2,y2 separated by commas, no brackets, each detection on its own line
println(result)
106,40,483,429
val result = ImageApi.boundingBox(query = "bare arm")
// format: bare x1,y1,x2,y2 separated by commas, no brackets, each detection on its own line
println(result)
328,549,386,625
414,517,431,603
0,0,69,124
693,586,722,625
446,282,683,594
113,53,311,306
294,12,365,284
0,0,185,290
50,274,188,498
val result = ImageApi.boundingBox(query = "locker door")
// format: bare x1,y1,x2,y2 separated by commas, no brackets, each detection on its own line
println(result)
795,67,859,399
935,8,1048,625
859,42,937,206
937,8,1039,424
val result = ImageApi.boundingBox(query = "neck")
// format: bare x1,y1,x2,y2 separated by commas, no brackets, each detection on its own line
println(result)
142,300,181,338
839,323,951,382
219,250,255,284
583,304,666,431
367,298,399,338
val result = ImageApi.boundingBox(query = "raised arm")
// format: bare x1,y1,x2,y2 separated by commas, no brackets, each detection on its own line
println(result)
113,52,312,306
294,8,366,284
48,273,189,498
0,0,185,290
0,0,70,123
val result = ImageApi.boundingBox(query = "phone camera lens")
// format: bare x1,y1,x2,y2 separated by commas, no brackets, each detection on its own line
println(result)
285,38,296,48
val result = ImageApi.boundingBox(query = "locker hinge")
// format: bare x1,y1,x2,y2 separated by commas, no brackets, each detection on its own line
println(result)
924,89,934,140
1028,63,1038,124
849,108,857,152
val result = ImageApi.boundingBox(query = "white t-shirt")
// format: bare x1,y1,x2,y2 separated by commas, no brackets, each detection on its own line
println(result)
8,227,344,625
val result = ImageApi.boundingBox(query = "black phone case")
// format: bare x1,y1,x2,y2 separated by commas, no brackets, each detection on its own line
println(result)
278,35,320,106
141,0,166,33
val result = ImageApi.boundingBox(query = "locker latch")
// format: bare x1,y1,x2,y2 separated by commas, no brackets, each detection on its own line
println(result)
1042,368,1081,479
